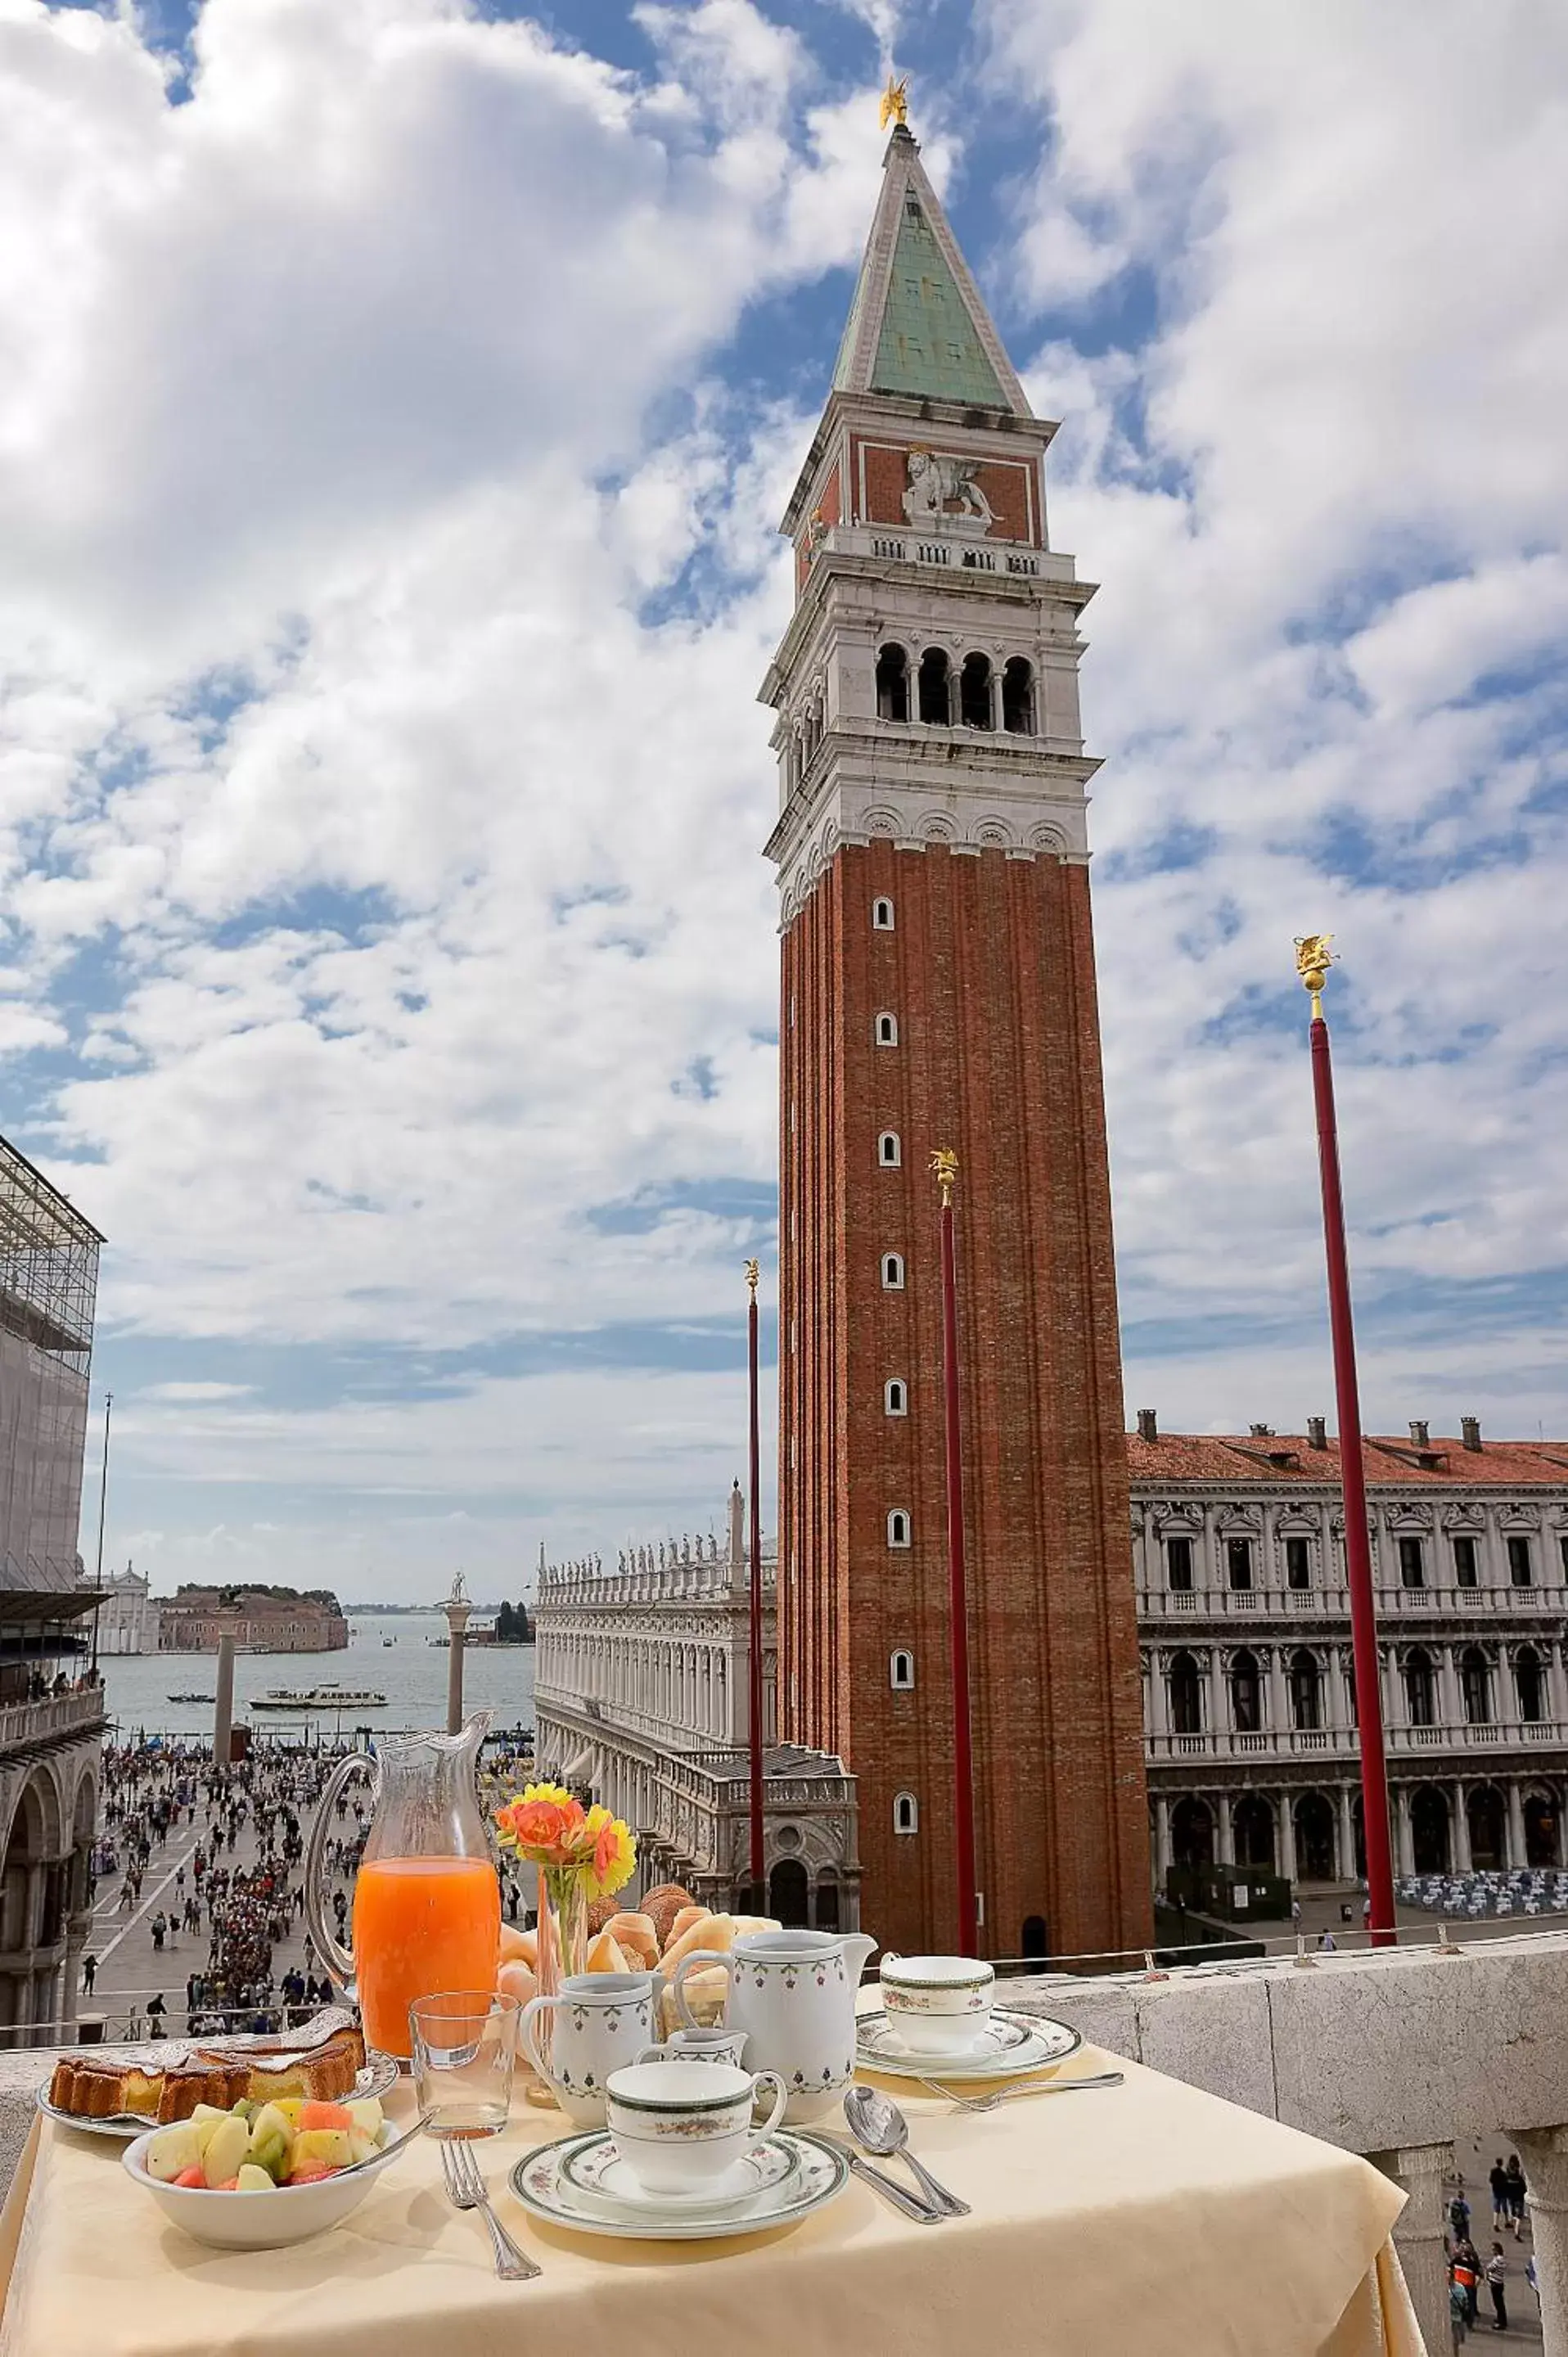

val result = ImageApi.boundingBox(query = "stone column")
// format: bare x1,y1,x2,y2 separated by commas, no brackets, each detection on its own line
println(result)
1337,1783,1357,1882
213,1631,236,1769
1438,1643,1462,1731
1453,1782,1473,1873
1368,2143,1455,2357
1508,2126,1568,2357
1152,1795,1171,1888
1214,1794,1236,1868
1276,1793,1297,1886
1208,1652,1228,1739
1148,1656,1169,1737
1395,1786,1415,1879
444,1588,473,1735
1508,1779,1530,1870
1267,1648,1289,1737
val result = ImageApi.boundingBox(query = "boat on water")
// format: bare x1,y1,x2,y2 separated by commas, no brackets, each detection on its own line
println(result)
250,1684,389,1712
167,1692,215,1705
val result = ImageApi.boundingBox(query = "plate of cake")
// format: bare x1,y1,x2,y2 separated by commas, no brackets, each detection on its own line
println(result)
39,2008,392,2138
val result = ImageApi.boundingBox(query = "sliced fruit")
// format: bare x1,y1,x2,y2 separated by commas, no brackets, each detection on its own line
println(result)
345,2130,380,2168
295,2102,354,2133
287,2163,337,2185
235,2165,275,2193
288,2129,354,2175
272,2098,307,2128
145,2123,202,2183
344,2098,383,2139
172,2165,207,2189
201,2115,250,2188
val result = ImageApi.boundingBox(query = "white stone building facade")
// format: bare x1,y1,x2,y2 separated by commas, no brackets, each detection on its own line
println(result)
94,1566,160,1656
1133,1418,1568,1890
534,1485,859,1927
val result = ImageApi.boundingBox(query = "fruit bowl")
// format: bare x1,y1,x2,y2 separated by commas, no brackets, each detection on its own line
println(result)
122,2118,414,2251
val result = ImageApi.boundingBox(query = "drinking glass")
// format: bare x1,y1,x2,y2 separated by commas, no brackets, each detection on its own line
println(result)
410,1990,520,2138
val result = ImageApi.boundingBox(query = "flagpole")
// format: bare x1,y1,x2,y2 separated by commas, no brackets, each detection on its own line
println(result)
745,1260,766,1913
1296,938,1397,1947
90,1390,112,1677
932,1151,979,1957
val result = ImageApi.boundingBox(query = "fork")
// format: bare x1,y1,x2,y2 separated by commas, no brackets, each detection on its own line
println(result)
438,2137,542,2278
915,2069,1124,2113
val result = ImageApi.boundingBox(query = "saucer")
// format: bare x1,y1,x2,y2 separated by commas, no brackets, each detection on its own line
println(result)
511,2129,848,2242
855,2008,1083,2080
561,2133,800,2211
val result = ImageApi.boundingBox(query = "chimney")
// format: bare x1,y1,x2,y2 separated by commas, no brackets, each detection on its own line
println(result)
1306,1417,1327,1450
1461,1416,1483,1453
1250,1422,1273,1439
1408,1419,1430,1448
1136,1408,1158,1444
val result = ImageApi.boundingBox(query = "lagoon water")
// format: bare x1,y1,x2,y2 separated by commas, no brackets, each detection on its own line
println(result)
97,1611,537,1742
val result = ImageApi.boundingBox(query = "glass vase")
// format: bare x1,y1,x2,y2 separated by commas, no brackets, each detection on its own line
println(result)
525,1865,590,2106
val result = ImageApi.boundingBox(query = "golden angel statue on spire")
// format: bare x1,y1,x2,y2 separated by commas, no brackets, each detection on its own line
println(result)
880,74,909,130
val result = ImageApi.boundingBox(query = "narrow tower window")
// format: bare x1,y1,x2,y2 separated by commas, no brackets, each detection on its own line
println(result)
917,647,952,725
875,643,910,723
890,1650,915,1691
872,897,894,931
885,1378,908,1416
881,1252,904,1289
959,651,994,728
893,1791,918,1835
887,1509,911,1547
875,1012,899,1046
877,1131,902,1168
1002,656,1035,734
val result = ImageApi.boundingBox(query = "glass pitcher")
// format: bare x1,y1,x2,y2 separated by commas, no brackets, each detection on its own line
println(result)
305,1713,501,2061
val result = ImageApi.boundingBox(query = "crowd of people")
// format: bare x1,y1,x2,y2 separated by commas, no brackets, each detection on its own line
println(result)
1447,2161,1536,2337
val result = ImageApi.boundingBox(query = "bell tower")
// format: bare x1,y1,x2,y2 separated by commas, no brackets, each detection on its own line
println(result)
763,115,1151,1961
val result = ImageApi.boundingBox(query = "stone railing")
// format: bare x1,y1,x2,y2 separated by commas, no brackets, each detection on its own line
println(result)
1147,1716,1567,1761
1142,1581,1568,1620
0,1691,105,1755
1004,1929,1568,2355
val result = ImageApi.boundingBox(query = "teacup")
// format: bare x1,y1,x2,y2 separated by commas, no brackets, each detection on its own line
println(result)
606,2060,786,2199
633,2027,750,2071
520,1973,659,2126
878,1954,996,2055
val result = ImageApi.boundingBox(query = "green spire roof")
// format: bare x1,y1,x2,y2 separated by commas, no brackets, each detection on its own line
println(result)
831,127,1030,417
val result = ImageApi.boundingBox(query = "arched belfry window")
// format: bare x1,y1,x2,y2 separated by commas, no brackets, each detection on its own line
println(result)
894,1791,918,1835
1002,656,1034,734
890,1650,915,1691
876,643,910,723
917,647,952,725
885,1378,908,1417
875,1012,898,1047
959,652,994,729
872,897,894,931
887,1509,911,1548
877,1131,901,1167
881,1252,904,1289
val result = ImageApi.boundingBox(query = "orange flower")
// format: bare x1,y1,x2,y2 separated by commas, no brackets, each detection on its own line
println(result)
495,1786,588,1868
583,1804,637,1900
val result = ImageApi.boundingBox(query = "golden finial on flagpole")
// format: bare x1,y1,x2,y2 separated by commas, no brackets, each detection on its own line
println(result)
745,1258,760,1303
1294,934,1335,1022
880,73,909,131
930,1147,957,1206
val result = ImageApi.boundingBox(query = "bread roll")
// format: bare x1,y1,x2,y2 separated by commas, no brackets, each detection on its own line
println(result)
604,1912,658,1969
729,1916,782,1940
499,1923,538,1968
584,1928,631,1973
666,1904,712,1950
661,1912,738,1975
643,1886,694,1947
586,1895,622,1936
497,1960,538,2008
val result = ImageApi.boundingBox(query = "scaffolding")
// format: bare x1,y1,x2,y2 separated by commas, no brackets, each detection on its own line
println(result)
0,1133,101,1370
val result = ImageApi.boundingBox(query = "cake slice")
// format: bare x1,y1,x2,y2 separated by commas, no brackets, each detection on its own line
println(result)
47,2012,366,2123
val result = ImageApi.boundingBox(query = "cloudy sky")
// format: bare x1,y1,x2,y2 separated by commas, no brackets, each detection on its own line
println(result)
2,0,1566,1603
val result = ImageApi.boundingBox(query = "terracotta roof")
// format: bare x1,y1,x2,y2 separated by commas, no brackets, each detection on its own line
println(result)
1125,1433,1568,1489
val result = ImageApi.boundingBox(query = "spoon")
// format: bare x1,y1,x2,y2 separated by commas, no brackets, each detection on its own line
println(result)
844,2085,970,2218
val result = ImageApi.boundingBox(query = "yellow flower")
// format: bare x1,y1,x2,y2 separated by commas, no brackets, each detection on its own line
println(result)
583,1804,637,1900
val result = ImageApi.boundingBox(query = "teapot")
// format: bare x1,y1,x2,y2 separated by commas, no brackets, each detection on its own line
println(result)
670,1929,875,2121
304,1713,500,2061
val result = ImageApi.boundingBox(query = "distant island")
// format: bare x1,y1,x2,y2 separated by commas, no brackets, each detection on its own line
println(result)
344,1598,536,1622
159,1584,348,1655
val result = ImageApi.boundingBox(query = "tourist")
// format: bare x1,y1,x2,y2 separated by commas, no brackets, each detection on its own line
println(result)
150,1910,166,1952
1318,1929,1336,1952
1451,2189,1472,2242
146,1994,167,2039
1454,2237,1481,2325
1489,2157,1509,2231
1505,2155,1527,2237
80,1953,97,1996
1485,2242,1508,2332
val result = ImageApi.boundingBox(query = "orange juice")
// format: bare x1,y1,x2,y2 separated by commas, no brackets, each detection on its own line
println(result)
353,1856,501,2058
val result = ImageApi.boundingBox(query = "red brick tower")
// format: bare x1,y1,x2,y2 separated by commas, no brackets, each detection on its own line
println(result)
763,118,1151,1962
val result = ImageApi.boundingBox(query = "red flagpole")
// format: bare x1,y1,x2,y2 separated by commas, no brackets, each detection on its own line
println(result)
933,1151,979,1958
1298,941,1396,1947
746,1260,765,1911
